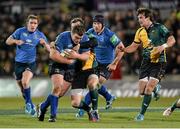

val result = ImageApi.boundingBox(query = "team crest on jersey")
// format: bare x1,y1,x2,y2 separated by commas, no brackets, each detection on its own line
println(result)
99,36,104,42
68,44,72,48
26,39,32,44
23,33,28,37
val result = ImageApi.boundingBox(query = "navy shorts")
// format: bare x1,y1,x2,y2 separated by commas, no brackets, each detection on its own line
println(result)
49,63,75,83
14,61,36,80
98,63,112,80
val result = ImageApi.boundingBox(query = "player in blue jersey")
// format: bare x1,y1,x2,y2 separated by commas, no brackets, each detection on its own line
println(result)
76,15,124,117
6,15,50,116
37,22,92,122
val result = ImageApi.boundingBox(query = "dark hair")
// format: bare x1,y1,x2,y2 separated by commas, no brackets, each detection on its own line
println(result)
137,8,154,21
71,24,85,36
26,14,39,23
70,18,84,26
93,15,104,25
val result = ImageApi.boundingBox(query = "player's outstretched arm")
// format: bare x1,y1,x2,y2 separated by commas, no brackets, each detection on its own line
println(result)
121,42,140,53
6,36,24,45
153,35,176,55
39,38,50,52
107,42,124,71
49,42,74,64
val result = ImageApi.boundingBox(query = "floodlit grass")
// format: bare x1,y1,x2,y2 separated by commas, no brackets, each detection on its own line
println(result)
0,97,179,128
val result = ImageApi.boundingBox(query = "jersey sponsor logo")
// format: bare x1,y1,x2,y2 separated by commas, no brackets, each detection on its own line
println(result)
110,34,119,45
68,44,73,48
26,39,32,43
23,32,28,37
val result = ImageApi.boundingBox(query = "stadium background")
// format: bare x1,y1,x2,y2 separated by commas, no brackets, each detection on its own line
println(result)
0,0,180,97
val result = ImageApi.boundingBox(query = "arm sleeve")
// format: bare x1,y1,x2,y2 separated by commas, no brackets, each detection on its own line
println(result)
55,34,64,52
11,29,21,39
159,24,171,40
109,33,121,48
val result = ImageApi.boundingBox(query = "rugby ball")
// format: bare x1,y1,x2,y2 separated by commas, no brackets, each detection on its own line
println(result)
60,49,72,57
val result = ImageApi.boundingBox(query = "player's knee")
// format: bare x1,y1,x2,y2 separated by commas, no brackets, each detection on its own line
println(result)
87,74,99,90
140,92,144,95
52,85,62,95
71,100,80,108
145,87,153,94
21,81,29,88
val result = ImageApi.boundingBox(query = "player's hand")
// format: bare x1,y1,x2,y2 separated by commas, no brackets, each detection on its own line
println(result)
152,46,164,55
39,38,46,45
50,42,56,49
107,63,117,71
15,40,24,45
72,44,80,52
66,50,78,59
67,59,75,64
117,45,125,52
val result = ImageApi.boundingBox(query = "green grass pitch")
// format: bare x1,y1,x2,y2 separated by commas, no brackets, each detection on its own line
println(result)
0,97,179,128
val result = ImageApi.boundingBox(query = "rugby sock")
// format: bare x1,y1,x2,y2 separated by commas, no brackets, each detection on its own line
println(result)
89,89,98,110
50,94,59,117
171,100,178,111
77,100,91,112
24,87,33,106
41,94,51,111
84,92,91,105
98,85,112,101
140,94,152,115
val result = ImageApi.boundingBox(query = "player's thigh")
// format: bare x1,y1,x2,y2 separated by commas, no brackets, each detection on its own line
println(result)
22,70,33,80
21,62,36,84
145,77,159,94
138,77,148,95
51,74,64,94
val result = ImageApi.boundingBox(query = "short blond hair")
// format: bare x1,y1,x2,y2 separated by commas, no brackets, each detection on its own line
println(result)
26,14,39,23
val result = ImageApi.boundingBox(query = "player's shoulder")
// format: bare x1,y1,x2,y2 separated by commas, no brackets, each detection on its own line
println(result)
15,27,27,33
87,28,94,33
57,31,70,39
136,27,146,34
154,23,162,27
35,29,45,36
103,27,115,37
60,31,70,37
153,23,166,29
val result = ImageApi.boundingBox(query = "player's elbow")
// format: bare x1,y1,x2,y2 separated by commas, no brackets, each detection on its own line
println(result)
168,35,176,47
6,38,11,45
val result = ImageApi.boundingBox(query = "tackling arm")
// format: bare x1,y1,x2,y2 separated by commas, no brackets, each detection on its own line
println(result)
6,36,24,45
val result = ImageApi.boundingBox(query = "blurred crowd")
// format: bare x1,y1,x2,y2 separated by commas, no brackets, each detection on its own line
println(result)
0,1,180,77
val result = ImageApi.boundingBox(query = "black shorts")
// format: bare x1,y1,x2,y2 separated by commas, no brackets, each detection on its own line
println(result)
139,60,166,81
48,63,75,83
98,63,112,80
71,68,99,89
14,61,36,80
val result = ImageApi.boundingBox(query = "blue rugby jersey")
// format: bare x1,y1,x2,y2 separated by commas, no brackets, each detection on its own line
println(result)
87,27,121,64
54,31,90,68
11,27,48,63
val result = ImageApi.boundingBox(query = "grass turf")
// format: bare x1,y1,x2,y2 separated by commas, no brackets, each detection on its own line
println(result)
0,97,179,128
